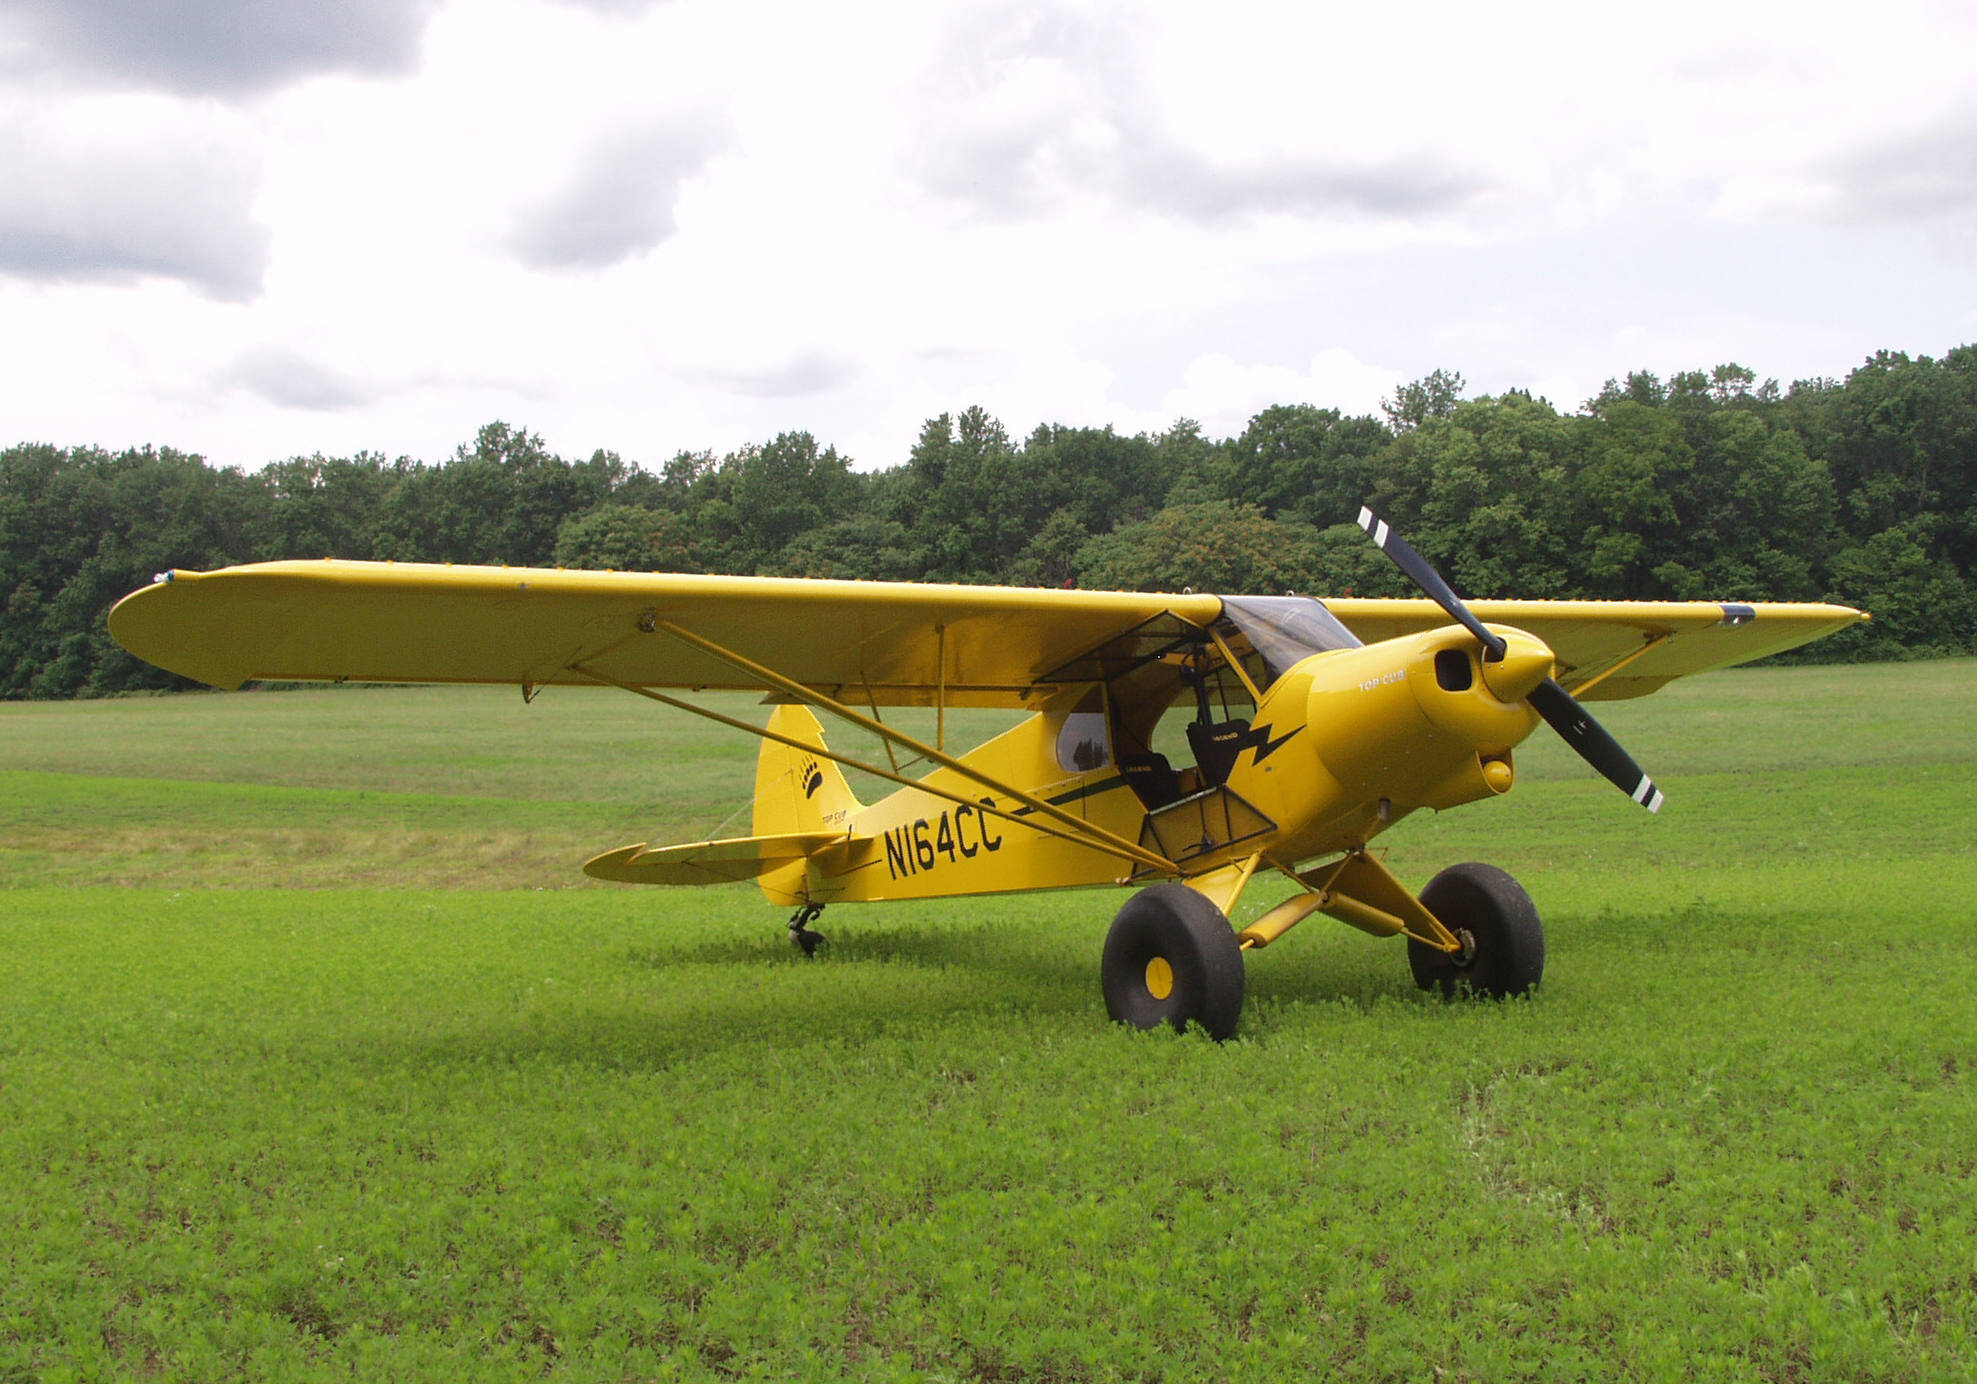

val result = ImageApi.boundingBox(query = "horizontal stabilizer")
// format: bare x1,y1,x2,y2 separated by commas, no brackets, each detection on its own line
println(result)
583,831,847,886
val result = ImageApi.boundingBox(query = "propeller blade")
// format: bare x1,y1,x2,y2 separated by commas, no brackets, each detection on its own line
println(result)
1355,507,1505,660
1354,504,1666,814
1527,677,1664,813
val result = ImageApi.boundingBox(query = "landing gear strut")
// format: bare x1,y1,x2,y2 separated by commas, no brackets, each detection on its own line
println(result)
787,904,827,957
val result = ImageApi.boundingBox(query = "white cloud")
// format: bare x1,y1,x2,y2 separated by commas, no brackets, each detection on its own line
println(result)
222,346,378,410
0,0,440,95
906,1,1494,230
506,113,730,270
672,350,863,400
0,93,268,299
1156,351,1404,437
3,0,1977,472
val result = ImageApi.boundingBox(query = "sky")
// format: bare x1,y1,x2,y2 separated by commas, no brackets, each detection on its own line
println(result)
4,0,1977,474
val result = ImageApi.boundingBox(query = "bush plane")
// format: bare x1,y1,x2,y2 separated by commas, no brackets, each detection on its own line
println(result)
108,511,1864,1039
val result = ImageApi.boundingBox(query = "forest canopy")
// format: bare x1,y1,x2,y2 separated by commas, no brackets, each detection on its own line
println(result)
4,348,1974,698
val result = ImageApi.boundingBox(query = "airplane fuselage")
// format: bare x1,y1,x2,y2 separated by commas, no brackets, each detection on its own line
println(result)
766,624,1547,906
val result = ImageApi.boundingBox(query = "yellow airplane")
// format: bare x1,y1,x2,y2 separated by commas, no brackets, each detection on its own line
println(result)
108,509,1864,1039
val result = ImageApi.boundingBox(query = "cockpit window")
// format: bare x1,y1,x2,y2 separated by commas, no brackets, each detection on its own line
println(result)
1218,596,1363,688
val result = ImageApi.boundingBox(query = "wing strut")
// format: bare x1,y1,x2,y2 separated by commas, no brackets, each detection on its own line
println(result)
1559,631,1671,698
626,620,1176,873
570,660,1177,876
641,617,1175,873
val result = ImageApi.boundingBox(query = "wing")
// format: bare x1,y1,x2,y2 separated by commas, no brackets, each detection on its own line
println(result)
108,560,1226,708
1326,597,1865,700
108,561,1861,708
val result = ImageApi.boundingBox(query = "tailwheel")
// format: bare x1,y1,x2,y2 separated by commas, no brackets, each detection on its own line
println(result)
1101,884,1246,1041
787,904,826,958
1407,862,1544,999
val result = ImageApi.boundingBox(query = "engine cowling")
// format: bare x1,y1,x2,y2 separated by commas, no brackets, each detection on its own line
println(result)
1292,624,1548,824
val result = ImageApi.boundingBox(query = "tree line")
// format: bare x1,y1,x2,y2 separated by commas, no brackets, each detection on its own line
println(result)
4,347,1973,698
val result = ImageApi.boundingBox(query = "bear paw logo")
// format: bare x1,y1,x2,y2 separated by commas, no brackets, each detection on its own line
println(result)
802,761,824,799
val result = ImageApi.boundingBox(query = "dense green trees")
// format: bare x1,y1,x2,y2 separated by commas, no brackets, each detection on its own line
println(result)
1225,404,1390,526
5,346,1975,696
0,445,269,697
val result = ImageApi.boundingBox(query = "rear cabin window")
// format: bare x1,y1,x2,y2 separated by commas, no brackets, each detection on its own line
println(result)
1055,710,1112,773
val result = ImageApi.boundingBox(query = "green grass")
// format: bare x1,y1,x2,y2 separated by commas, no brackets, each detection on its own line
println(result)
5,660,1969,891
2,662,1975,1380
0,686,1028,888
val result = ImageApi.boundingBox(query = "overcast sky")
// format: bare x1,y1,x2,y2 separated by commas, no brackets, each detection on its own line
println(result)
4,0,1976,473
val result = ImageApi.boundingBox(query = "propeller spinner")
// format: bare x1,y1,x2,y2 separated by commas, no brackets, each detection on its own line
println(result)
1357,506,1664,813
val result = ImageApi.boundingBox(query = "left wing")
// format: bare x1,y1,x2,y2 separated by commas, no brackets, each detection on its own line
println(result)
109,560,1225,708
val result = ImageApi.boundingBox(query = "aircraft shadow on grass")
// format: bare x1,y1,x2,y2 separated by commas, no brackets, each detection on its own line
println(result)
639,914,1420,1002
630,917,1091,978
349,919,1428,1076
367,920,1425,1074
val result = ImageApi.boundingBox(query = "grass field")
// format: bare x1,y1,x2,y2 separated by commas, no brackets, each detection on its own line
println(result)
2,662,1975,1380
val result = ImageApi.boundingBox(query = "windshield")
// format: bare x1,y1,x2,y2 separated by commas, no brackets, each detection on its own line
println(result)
1219,595,1362,688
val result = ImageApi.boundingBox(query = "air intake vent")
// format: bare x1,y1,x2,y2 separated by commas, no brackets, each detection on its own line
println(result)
1434,648,1473,691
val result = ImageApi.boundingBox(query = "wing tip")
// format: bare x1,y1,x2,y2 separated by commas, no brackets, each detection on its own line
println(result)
582,843,649,880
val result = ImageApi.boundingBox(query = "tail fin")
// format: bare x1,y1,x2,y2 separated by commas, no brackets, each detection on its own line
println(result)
753,704,862,838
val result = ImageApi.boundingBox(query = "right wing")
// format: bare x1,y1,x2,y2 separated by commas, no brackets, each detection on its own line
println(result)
1327,597,1864,699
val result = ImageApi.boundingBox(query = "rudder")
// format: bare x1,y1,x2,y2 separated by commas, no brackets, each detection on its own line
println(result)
753,704,862,839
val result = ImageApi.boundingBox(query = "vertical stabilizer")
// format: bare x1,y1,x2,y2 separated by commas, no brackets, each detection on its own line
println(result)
753,704,862,839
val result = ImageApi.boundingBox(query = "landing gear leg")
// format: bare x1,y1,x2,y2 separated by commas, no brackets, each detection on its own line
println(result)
787,904,827,958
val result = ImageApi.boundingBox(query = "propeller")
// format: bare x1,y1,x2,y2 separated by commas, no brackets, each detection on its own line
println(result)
1356,506,1664,814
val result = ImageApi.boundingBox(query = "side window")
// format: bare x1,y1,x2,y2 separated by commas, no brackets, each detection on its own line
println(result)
1145,665,1257,767
1055,710,1112,773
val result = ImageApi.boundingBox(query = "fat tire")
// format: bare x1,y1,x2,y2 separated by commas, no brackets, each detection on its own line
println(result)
1101,884,1246,1040
1407,862,1544,999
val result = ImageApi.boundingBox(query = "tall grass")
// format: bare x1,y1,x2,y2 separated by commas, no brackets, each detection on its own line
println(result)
1,661,1972,1380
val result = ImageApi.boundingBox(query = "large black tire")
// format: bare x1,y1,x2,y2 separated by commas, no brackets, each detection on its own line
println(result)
1101,884,1246,1040
1407,862,1544,999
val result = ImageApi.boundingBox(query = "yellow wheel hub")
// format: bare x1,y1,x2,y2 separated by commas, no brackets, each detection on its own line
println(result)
1144,956,1174,1000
